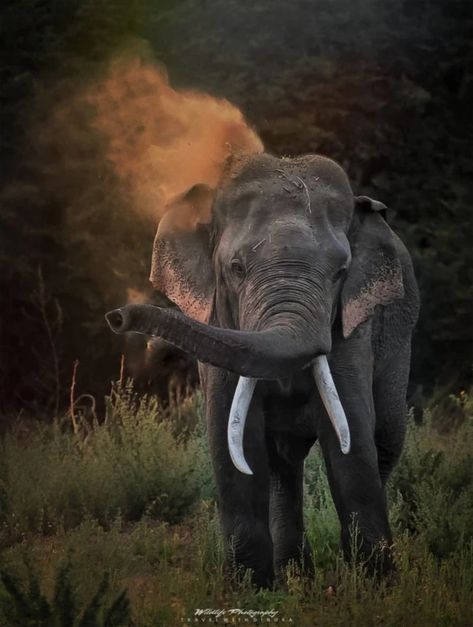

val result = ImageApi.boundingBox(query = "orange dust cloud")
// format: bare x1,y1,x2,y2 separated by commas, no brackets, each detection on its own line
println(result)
126,287,151,304
86,57,263,221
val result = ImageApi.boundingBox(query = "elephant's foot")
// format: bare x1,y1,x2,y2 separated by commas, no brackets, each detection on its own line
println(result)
341,523,395,578
225,520,275,589
273,534,315,584
227,561,275,590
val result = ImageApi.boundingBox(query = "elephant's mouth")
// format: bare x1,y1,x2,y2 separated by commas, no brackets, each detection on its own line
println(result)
105,303,351,475
228,358,350,475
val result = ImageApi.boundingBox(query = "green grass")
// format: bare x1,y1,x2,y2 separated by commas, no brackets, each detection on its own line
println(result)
0,386,472,626
0,384,213,541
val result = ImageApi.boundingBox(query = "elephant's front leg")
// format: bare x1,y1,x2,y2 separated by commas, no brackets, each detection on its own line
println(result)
267,433,315,581
317,329,393,575
203,366,274,589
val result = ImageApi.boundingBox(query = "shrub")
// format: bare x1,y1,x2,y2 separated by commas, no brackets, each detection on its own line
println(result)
0,387,209,542
0,559,130,627
1,388,473,625
389,395,473,559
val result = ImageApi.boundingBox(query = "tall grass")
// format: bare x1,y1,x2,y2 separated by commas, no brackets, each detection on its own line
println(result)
0,386,472,626
0,384,213,543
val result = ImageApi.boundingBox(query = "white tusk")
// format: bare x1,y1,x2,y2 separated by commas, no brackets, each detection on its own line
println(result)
228,377,258,475
312,356,351,454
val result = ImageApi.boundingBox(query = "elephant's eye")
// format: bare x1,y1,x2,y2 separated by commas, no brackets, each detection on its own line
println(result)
231,259,245,279
333,266,347,283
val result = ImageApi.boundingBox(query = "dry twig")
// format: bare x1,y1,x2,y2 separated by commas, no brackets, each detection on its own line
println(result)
69,360,79,435
119,354,126,388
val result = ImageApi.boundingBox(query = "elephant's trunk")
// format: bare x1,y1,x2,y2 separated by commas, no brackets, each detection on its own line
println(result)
105,303,329,379
106,303,351,474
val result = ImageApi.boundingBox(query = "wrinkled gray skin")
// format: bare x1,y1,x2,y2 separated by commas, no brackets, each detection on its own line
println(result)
106,154,419,588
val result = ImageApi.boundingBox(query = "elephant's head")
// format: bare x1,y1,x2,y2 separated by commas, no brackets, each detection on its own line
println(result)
106,154,403,473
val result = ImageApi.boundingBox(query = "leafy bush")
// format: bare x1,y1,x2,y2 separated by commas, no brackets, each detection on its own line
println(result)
304,446,340,569
389,391,473,558
0,559,130,627
0,387,211,542
1,389,473,625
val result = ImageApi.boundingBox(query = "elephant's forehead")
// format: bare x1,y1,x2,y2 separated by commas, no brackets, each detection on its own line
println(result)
217,175,352,227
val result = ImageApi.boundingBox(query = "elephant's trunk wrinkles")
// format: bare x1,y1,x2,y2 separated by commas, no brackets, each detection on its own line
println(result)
105,303,351,475
105,303,326,379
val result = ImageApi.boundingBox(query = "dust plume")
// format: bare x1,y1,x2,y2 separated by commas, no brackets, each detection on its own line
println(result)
0,52,263,412
14,51,263,300
86,56,263,221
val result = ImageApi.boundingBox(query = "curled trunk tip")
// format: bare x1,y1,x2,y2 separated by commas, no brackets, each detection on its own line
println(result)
105,308,127,333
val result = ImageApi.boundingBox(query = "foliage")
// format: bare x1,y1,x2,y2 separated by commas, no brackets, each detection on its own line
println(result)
389,395,473,559
0,0,176,417
0,389,472,625
0,558,130,627
0,387,212,543
304,446,340,570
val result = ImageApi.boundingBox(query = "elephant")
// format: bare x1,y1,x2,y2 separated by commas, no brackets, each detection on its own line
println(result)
123,288,199,402
126,334,198,403
106,153,420,588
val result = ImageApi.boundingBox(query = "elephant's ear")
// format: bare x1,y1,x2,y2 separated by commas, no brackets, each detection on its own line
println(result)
341,195,404,338
150,184,215,323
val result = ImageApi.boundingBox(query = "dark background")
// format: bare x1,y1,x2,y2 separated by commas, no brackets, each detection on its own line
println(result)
1,0,472,420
